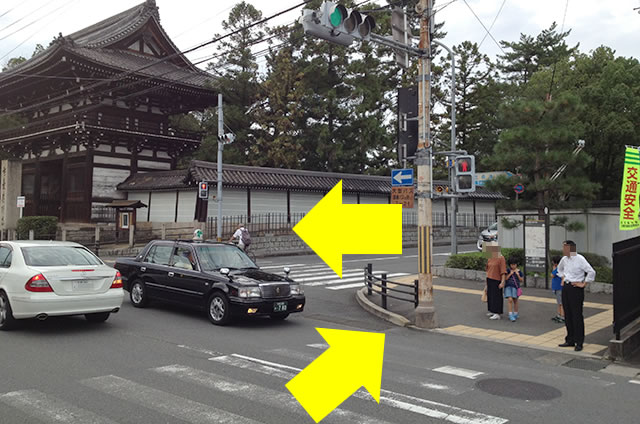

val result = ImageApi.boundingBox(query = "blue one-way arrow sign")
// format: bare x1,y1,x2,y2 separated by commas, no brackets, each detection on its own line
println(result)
392,169,414,186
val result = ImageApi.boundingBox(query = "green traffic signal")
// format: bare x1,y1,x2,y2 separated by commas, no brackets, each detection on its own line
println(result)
329,7,345,27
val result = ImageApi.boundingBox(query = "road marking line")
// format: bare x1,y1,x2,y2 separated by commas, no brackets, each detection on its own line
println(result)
294,270,366,281
268,348,317,361
629,380,640,385
153,364,393,424
307,343,329,349
81,375,260,424
213,354,508,424
328,273,409,290
306,272,408,287
0,389,118,424
433,366,485,380
260,263,306,269
177,344,223,357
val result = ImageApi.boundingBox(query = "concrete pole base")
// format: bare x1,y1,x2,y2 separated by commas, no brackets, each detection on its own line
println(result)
414,305,438,329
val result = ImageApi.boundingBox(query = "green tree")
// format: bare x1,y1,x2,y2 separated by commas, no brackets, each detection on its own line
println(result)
438,41,501,168
198,1,266,165
2,56,26,72
485,76,599,215
562,47,640,200
498,22,578,88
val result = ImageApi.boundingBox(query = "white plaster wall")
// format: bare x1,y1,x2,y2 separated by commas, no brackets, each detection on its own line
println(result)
251,190,287,213
128,192,149,222
208,188,247,217
148,191,176,222
177,191,196,222
360,195,389,204
290,192,323,214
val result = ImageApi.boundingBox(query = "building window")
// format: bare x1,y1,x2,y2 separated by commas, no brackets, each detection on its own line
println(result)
120,212,130,229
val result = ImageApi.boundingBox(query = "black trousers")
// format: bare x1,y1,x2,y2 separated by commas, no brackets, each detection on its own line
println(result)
487,278,503,315
562,283,585,346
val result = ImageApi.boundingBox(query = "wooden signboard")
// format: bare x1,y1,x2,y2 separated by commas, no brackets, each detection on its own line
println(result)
391,186,414,209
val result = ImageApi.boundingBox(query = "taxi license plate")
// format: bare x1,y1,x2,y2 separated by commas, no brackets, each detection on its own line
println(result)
273,302,288,312
72,280,89,289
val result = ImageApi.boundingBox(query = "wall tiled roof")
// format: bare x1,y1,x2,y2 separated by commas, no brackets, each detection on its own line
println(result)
117,160,507,201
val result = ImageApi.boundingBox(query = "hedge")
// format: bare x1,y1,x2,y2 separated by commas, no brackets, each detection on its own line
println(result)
17,216,58,240
446,248,613,283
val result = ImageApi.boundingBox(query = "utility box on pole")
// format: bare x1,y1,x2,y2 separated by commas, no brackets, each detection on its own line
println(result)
391,6,409,68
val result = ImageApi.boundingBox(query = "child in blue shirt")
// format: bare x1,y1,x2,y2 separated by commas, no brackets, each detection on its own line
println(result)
505,257,524,321
551,256,564,323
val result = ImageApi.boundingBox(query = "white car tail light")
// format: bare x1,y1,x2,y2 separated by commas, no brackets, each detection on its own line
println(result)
110,271,123,289
25,274,53,292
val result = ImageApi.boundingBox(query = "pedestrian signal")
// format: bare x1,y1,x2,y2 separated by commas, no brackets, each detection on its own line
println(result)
455,155,476,193
198,181,209,199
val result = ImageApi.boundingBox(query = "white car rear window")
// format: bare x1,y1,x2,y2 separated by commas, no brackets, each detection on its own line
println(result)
21,246,102,266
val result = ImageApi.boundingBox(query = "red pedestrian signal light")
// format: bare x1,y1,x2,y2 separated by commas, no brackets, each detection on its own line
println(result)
454,155,475,193
198,181,209,199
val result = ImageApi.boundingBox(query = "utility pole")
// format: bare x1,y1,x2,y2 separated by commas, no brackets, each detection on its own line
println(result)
414,0,437,328
216,93,223,241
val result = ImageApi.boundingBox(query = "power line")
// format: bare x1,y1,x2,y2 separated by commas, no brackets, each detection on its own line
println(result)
478,0,507,50
547,0,570,100
462,0,505,54
0,0,313,119
0,0,39,33
0,0,75,43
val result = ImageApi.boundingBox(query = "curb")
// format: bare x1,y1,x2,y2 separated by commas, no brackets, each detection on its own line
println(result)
355,287,411,327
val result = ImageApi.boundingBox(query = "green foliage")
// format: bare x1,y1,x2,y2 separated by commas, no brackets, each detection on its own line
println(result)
17,216,58,240
445,248,524,270
501,217,521,229
549,249,610,267
593,266,613,284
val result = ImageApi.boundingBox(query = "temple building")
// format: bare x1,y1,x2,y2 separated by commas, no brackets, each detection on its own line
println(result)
0,0,215,229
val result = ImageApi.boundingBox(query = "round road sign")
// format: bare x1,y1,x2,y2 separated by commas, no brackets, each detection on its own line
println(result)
514,184,524,194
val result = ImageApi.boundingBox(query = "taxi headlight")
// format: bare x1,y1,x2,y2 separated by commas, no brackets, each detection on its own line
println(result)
290,284,303,295
239,287,261,298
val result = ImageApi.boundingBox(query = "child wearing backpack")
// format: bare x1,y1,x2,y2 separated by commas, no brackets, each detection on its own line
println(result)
504,257,524,322
551,256,564,323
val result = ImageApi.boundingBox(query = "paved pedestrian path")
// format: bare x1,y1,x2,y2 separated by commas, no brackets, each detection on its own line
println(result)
365,274,613,357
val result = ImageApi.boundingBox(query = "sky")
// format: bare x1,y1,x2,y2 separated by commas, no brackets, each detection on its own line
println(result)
0,0,638,71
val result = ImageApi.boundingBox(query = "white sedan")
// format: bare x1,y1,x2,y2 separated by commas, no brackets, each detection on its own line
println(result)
0,241,123,330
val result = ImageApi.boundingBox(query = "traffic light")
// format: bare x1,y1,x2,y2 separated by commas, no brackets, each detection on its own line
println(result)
455,155,476,193
299,2,376,46
198,181,209,199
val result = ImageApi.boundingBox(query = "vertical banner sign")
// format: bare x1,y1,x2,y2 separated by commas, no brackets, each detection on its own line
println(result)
620,147,640,230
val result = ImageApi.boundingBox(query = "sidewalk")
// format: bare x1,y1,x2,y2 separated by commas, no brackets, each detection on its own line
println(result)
360,274,615,358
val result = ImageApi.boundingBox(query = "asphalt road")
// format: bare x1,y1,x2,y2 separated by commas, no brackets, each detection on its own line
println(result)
2,244,639,424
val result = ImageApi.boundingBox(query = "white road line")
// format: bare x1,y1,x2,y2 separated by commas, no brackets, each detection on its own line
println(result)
81,375,261,424
630,380,640,385
268,348,318,362
213,354,507,424
177,344,223,357
327,274,410,290
306,272,407,287
209,355,297,379
307,343,329,350
296,270,372,283
260,263,306,269
0,389,118,424
292,268,363,279
153,364,393,424
433,366,485,380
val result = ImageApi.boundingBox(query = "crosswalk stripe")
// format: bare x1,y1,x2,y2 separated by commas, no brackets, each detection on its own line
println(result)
212,354,508,424
81,375,261,424
295,270,370,282
433,366,485,380
0,389,118,424
291,267,362,279
327,273,410,290
260,263,306,269
310,272,408,288
153,364,394,424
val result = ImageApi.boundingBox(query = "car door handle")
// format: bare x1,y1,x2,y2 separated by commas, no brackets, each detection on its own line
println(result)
140,266,146,272
168,272,174,277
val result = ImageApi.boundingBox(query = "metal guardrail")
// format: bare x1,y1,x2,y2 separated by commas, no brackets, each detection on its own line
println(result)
613,235,640,340
364,263,418,310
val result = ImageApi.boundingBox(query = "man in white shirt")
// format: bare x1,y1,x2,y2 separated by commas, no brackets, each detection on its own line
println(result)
557,240,596,352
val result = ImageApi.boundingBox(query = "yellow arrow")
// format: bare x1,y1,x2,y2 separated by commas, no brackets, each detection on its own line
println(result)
286,328,385,423
293,180,402,277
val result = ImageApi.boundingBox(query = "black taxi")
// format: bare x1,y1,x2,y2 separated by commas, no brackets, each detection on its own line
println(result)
115,240,305,325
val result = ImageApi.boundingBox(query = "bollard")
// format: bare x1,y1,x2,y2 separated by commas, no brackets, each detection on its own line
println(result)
61,229,67,241
161,223,166,240
366,263,373,296
29,229,34,240
414,279,419,308
129,225,135,248
94,226,101,256
381,273,387,310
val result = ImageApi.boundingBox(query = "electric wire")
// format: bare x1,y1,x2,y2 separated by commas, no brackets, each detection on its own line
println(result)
478,0,507,50
546,0,570,101
0,0,76,43
462,0,505,54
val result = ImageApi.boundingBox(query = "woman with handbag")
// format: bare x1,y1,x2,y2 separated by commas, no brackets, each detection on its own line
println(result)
505,257,524,322
485,242,506,320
